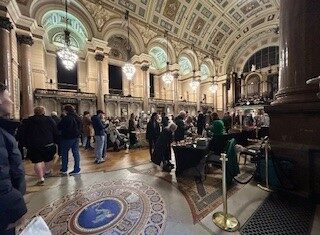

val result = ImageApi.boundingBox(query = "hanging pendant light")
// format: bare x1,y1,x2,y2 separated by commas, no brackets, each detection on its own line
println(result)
209,76,218,93
57,0,78,70
161,31,173,84
122,10,136,80
189,70,200,91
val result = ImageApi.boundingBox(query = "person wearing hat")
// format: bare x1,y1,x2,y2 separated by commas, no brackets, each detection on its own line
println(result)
91,110,107,164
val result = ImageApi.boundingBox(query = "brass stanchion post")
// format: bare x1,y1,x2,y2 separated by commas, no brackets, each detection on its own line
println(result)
212,153,240,232
257,139,272,192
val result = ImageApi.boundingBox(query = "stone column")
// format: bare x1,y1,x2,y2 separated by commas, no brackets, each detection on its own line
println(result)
95,52,105,112
141,64,149,111
17,34,34,118
173,73,179,115
265,0,320,195
0,17,13,88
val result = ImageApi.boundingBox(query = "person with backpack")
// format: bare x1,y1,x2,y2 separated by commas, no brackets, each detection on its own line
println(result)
58,105,82,176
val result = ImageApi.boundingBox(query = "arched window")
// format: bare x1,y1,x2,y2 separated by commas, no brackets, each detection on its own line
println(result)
200,64,210,80
179,57,192,75
149,47,168,70
246,74,260,97
243,46,279,73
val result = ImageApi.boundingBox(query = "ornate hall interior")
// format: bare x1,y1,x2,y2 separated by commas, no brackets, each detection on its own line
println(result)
0,0,319,234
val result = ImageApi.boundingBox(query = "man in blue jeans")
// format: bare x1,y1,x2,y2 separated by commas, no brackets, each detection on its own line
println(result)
58,105,82,175
91,110,107,164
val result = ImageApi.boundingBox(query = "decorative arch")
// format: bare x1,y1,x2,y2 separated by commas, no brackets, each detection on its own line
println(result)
30,0,95,39
147,36,176,64
179,57,193,76
107,35,136,61
221,23,279,74
103,18,144,55
149,47,168,70
236,43,279,74
245,73,262,97
178,48,199,71
41,10,88,50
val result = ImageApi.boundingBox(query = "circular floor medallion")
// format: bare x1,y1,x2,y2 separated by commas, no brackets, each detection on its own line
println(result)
26,179,167,235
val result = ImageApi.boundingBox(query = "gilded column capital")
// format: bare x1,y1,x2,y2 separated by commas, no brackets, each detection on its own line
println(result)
17,34,34,46
0,16,13,31
95,52,105,61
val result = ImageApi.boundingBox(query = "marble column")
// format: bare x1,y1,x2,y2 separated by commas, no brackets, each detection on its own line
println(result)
0,17,13,88
95,52,105,112
141,64,149,111
17,34,34,118
265,0,320,195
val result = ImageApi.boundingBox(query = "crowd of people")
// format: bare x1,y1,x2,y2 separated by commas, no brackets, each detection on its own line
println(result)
0,79,271,234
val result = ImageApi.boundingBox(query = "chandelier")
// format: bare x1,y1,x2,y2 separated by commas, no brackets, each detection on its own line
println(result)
161,32,173,84
209,75,218,93
57,0,78,70
209,83,218,93
122,10,136,80
189,70,200,91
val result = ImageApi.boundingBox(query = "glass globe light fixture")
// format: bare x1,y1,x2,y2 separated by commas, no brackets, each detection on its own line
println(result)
122,62,136,80
209,83,218,93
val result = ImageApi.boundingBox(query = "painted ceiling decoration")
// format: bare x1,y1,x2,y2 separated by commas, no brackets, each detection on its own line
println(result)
17,0,280,73
79,0,279,54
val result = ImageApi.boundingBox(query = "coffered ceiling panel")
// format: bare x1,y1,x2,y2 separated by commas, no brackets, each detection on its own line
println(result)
16,0,280,66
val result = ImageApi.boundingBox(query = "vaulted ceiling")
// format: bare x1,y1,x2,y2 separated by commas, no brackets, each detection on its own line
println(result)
80,0,279,57
15,0,280,72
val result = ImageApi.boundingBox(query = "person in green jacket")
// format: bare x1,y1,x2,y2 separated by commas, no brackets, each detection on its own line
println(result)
210,112,226,136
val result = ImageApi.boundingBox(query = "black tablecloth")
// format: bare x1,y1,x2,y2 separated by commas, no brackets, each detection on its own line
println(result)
172,145,209,177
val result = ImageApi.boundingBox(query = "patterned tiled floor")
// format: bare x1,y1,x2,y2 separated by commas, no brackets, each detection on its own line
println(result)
21,148,320,235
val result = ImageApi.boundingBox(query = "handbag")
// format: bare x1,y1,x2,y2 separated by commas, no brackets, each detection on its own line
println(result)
20,216,52,235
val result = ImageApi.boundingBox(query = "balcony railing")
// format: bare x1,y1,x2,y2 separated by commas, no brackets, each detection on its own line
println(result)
104,94,143,102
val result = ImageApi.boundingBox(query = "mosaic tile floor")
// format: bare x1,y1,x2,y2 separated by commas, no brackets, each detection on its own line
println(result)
21,149,320,235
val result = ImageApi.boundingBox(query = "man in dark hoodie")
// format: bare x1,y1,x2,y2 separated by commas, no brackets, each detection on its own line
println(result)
58,105,82,176
0,83,27,235
23,106,58,184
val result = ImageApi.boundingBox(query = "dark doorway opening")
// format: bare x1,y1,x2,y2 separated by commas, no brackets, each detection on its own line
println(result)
57,57,78,90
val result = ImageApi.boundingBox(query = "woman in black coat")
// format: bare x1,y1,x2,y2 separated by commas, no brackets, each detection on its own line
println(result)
146,112,160,158
152,123,177,172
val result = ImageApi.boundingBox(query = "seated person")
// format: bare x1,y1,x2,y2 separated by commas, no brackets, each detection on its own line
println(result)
108,122,128,151
152,122,177,172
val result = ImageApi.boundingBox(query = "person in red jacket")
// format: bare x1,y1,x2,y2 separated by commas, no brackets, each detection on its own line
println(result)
0,83,27,235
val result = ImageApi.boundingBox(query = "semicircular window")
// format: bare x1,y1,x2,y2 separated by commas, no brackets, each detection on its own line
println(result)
179,57,192,75
42,10,88,50
243,46,279,73
149,47,168,70
200,64,210,80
